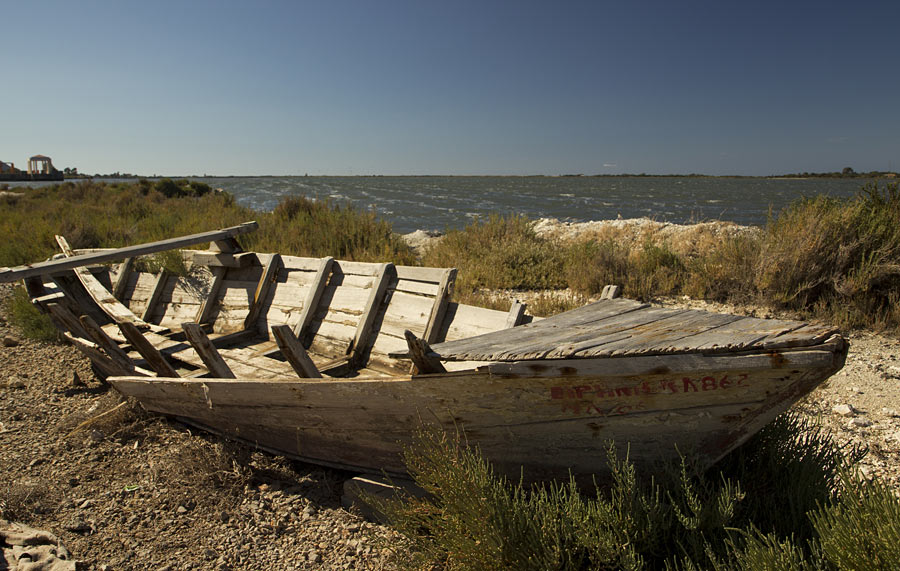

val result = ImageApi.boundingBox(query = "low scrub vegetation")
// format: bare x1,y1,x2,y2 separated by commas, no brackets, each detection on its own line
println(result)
0,179,415,268
426,182,900,331
371,416,896,569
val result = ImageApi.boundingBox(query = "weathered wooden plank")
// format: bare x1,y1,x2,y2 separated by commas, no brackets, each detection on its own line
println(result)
423,268,456,344
349,264,395,365
295,257,334,340
79,314,136,373
182,323,236,378
141,270,169,322
112,258,134,299
281,255,326,272
395,265,452,283
1,222,258,283
405,330,446,374
570,311,742,358
64,332,130,377
429,302,666,361
505,300,527,329
244,253,282,331
272,325,322,378
38,295,90,339
497,308,691,361
118,321,180,377
56,235,155,329
683,317,811,353
394,279,441,297
195,266,228,324
485,345,842,379
332,260,384,277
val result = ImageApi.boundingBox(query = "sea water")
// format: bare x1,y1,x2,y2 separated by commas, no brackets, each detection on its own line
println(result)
201,176,870,233
6,176,873,233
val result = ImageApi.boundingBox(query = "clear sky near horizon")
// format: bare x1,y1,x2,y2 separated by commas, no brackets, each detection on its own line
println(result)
2,0,898,176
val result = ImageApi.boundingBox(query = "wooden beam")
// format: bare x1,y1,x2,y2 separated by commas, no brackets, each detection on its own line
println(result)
423,268,456,344
54,235,164,332
141,269,169,322
505,300,527,328
118,321,180,378
348,263,395,366
0,221,258,284
195,266,227,325
112,257,134,300
404,330,446,374
210,237,243,253
38,297,89,340
79,314,136,374
244,254,282,331
181,322,235,379
600,284,621,300
294,257,334,340
271,325,322,378
63,332,129,378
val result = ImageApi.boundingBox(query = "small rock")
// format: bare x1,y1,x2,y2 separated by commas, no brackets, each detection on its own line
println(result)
833,404,856,417
2,335,19,347
850,418,874,428
89,429,105,443
204,548,217,559
176,505,189,514
71,371,85,386
65,518,92,534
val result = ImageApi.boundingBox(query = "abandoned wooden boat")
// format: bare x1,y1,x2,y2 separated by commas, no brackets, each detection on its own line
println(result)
1,222,848,481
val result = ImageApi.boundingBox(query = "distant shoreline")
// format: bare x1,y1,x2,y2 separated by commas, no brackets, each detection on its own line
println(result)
58,172,900,180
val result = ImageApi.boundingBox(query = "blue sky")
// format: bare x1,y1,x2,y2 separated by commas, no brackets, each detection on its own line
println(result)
2,0,898,176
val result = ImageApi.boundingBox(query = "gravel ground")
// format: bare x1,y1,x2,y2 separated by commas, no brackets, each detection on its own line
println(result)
2,278,899,569
0,284,402,570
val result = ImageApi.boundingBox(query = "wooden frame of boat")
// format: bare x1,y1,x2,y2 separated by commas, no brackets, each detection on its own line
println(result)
1,222,848,481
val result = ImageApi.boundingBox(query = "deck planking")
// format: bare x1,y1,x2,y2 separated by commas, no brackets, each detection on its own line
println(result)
431,299,839,361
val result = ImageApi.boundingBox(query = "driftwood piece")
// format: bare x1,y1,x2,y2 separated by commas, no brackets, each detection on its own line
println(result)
118,321,180,377
182,323,236,378
0,221,258,283
404,330,446,374
271,325,322,378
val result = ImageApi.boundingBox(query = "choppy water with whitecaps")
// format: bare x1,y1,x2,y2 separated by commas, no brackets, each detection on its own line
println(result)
6,176,875,233
202,176,875,233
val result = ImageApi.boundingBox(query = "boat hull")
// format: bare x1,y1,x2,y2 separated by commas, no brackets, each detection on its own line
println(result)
111,339,846,481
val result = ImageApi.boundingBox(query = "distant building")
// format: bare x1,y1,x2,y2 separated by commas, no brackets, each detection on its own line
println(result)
28,154,57,175
0,160,18,174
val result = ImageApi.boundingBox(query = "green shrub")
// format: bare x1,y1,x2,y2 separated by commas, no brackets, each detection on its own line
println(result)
5,286,57,342
811,472,900,570
423,215,566,293
371,411,880,569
